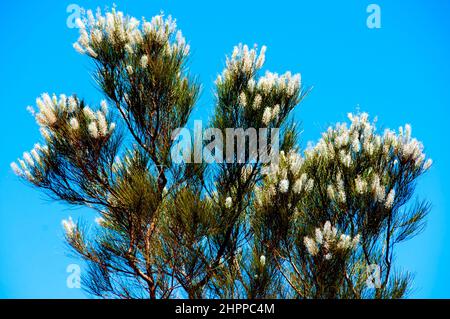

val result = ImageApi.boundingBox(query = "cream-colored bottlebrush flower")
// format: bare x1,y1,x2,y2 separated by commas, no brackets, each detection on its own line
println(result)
260,255,266,267
10,162,23,177
62,217,76,236
225,197,233,208
385,189,395,209
279,179,289,193
304,237,318,256
141,55,149,68
262,107,272,125
253,94,262,110
88,122,99,138
423,159,432,170
239,92,247,107
69,118,79,130
96,111,108,136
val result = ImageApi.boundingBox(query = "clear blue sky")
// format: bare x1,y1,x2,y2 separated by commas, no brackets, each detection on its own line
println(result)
1,0,449,298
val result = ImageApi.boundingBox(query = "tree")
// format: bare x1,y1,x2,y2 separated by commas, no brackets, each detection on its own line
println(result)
11,8,432,299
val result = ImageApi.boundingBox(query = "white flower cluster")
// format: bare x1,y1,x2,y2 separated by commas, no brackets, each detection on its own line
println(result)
261,103,281,125
219,43,267,80
74,8,189,59
260,255,266,267
31,93,76,127
29,93,115,140
225,196,233,209
62,216,76,236
303,221,360,259
307,113,431,170
82,103,115,139
326,172,346,204
257,71,301,97
12,95,117,181
95,216,106,226
10,143,49,181
302,112,431,208
258,151,314,204
217,44,301,126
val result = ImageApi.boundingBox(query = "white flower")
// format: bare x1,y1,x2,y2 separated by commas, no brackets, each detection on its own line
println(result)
88,122,99,138
371,174,385,202
69,118,79,130
75,18,85,29
340,150,352,167
324,253,333,260
100,100,108,115
73,42,85,54
352,234,361,248
31,149,41,165
23,152,34,167
68,97,78,112
337,234,351,249
279,179,289,193
288,152,303,175
40,128,52,141
62,217,76,236
304,178,314,192
351,136,361,152
253,94,262,110
423,159,432,170
287,73,301,96
95,217,105,226
255,45,266,69
262,107,272,125
36,94,57,126
10,162,23,176
83,107,96,120
272,104,280,120
385,189,395,209
260,255,266,267
85,47,98,58
141,55,149,68
225,197,233,209
293,178,303,194
96,111,108,136
315,228,323,245
327,184,336,200
304,237,318,256
126,65,134,74
239,92,247,107
355,175,367,194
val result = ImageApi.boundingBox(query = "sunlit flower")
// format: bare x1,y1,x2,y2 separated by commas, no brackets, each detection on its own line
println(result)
304,237,318,256
279,179,289,193
385,189,395,209
260,255,266,267
225,197,233,208
253,94,262,110
262,107,272,125
10,162,23,177
88,122,99,138
62,217,76,236
423,159,432,170
69,118,79,130
141,55,149,68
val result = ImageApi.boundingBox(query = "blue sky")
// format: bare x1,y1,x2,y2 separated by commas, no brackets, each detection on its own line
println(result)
0,0,449,298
